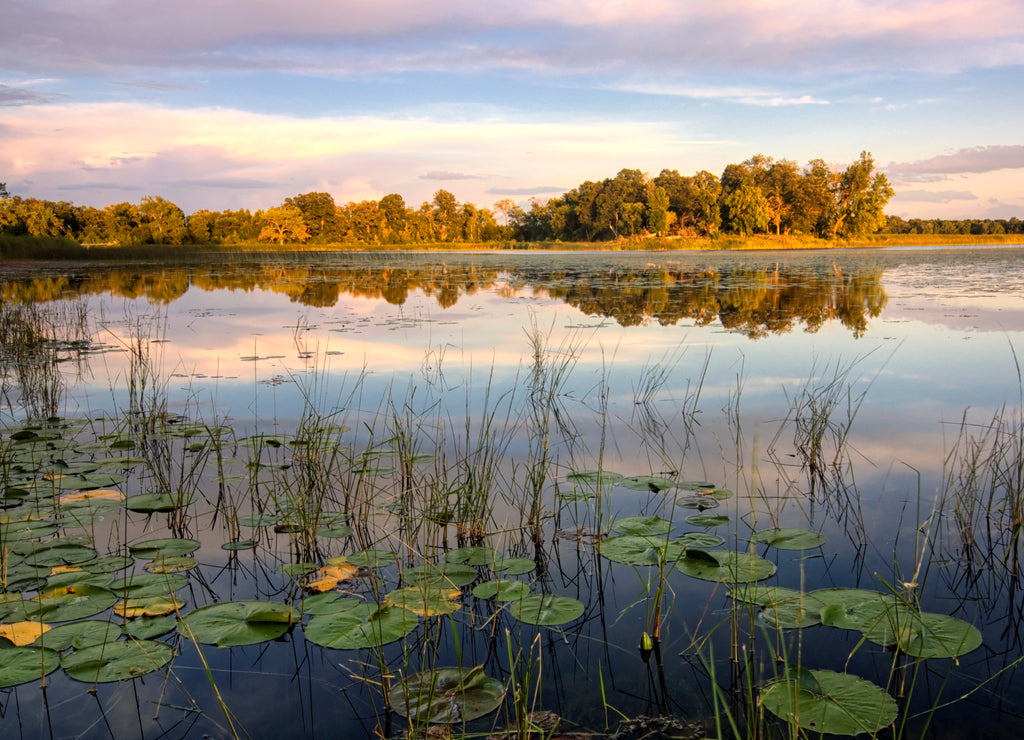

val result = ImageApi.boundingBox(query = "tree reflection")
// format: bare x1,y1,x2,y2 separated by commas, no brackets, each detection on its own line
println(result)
0,257,887,337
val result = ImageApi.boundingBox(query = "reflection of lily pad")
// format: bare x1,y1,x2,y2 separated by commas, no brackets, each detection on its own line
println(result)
304,604,418,650
179,601,298,647
599,535,686,565
509,594,584,626
611,515,672,536
62,640,173,682
751,528,826,550
0,646,61,687
760,667,897,736
677,549,776,583
390,666,504,724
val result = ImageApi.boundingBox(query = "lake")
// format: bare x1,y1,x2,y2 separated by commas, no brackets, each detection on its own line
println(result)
2,246,1024,739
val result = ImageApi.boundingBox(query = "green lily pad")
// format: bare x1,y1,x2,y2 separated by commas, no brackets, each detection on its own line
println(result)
179,601,298,647
676,532,725,548
316,524,353,538
43,571,114,590
751,528,826,550
347,549,398,568
14,541,97,567
27,585,118,622
35,620,122,650
611,515,673,536
599,535,687,565
300,594,364,616
80,555,133,574
0,519,58,540
509,594,584,626
114,573,188,599
677,549,776,583
237,512,282,527
815,589,896,633
472,580,531,602
122,615,177,640
565,470,623,487
685,513,730,527
221,540,256,551
491,557,536,575
0,646,61,687
896,612,983,659
444,546,498,566
760,668,897,736
619,476,676,492
557,490,593,502
145,556,199,573
403,563,477,588
125,491,196,513
129,537,200,559
390,666,504,724
304,604,418,650
62,639,173,682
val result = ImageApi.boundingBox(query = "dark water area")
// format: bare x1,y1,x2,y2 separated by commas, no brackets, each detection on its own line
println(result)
2,246,1024,739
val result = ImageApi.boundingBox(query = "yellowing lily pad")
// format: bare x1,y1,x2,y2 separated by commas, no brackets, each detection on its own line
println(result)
114,595,186,618
0,621,50,646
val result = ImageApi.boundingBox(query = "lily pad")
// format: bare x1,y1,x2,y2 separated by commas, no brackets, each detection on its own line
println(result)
491,557,536,575
390,666,504,724
565,470,623,487
62,639,173,682
125,491,195,512
304,604,418,650
179,601,298,647
619,476,676,492
27,585,118,622
677,549,776,583
35,619,121,650
472,580,531,602
122,616,177,640
676,532,725,548
0,621,51,646
114,595,186,618
760,667,897,736
385,586,462,617
0,646,61,687
347,549,398,568
611,515,673,536
751,528,826,550
599,535,686,565
114,573,188,599
685,513,730,527
403,563,477,588
509,594,584,626
129,537,200,559
444,546,498,566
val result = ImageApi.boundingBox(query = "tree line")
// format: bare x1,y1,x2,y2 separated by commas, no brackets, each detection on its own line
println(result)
1,152,1017,247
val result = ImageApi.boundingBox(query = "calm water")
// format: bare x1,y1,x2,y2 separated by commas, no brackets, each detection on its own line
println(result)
2,246,1024,739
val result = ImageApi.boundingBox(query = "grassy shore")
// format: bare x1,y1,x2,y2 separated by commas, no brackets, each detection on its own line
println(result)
1,231,1021,261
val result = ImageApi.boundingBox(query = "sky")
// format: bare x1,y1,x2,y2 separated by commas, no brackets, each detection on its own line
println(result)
1,0,1023,220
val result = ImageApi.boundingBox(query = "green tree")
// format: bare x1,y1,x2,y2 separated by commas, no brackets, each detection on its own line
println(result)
722,184,770,236
258,205,310,245
379,194,408,242
140,196,187,244
829,151,893,238
431,189,460,241
104,202,144,245
285,192,339,242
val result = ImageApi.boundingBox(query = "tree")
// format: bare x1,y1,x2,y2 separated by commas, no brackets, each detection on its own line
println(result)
431,190,460,241
258,205,310,245
379,194,408,242
139,196,187,244
285,192,339,242
0,182,9,199
722,184,770,236
810,152,893,238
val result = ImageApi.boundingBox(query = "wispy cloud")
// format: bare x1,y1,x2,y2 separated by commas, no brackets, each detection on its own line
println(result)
419,171,484,181
892,189,978,203
887,146,1024,183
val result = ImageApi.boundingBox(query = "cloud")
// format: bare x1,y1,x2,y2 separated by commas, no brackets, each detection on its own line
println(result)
419,171,484,181
486,185,567,196
3,0,1022,80
0,83,59,106
892,190,978,203
887,146,1024,183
